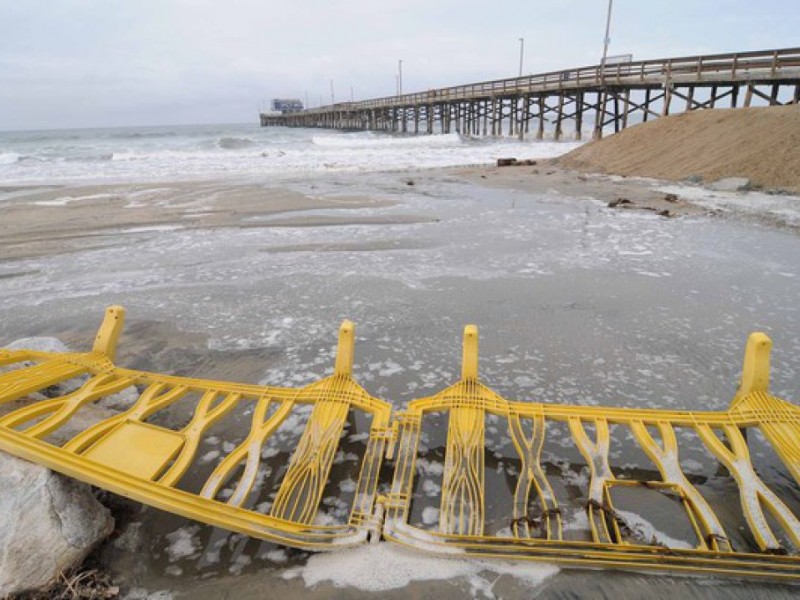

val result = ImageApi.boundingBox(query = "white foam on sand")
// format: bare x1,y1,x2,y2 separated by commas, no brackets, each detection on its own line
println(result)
656,183,800,227
615,509,694,549
123,589,174,600
281,542,558,598
165,526,201,561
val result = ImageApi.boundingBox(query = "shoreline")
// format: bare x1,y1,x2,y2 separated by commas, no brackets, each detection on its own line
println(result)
0,181,400,262
2,164,798,264
450,162,707,218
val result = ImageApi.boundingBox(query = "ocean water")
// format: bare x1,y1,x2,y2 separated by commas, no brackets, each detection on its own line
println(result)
0,123,581,184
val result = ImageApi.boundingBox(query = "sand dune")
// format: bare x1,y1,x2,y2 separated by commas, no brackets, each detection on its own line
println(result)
557,105,800,193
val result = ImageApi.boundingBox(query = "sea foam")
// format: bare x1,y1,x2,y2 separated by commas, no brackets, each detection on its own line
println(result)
0,123,581,184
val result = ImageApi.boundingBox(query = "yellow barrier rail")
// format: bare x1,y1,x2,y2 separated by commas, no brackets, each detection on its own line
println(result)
0,307,392,550
383,327,800,580
1,306,799,580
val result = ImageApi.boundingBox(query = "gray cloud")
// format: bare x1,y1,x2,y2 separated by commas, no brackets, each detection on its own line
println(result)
0,0,797,130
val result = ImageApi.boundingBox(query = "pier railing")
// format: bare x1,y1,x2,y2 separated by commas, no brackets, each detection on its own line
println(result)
312,47,800,113
262,47,800,139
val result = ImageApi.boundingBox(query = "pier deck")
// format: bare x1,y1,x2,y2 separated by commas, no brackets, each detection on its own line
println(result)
261,47,800,139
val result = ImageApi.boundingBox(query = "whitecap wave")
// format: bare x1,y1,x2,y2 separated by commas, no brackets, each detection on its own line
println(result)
111,152,138,161
0,152,20,165
109,131,177,140
312,132,464,149
0,124,583,183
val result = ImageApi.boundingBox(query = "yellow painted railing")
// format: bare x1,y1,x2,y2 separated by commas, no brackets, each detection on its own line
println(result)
0,307,391,549
1,306,800,580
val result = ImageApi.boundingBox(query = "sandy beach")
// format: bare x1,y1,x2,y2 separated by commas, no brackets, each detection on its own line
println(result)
0,182,406,262
0,156,760,264
558,105,800,194
2,159,794,267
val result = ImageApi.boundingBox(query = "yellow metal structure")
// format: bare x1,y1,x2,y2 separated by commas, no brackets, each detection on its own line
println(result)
383,326,800,580
1,306,800,580
0,307,392,549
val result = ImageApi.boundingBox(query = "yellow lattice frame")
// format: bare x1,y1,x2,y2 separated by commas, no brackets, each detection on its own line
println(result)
2,307,800,580
382,326,800,580
0,307,392,550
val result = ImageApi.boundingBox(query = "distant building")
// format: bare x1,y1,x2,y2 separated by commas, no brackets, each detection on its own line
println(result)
271,99,304,114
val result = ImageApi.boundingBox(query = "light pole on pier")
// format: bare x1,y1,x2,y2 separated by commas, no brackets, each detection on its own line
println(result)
350,86,354,102
398,60,403,95
600,0,614,74
330,79,335,105
518,38,524,77
304,91,308,110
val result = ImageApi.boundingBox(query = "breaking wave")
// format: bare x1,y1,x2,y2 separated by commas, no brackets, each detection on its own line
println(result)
0,123,582,183
0,152,20,165
109,131,178,140
311,132,465,148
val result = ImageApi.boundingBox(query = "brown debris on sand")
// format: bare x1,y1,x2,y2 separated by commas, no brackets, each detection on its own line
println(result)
455,164,702,217
497,158,538,167
17,569,119,600
607,197,632,208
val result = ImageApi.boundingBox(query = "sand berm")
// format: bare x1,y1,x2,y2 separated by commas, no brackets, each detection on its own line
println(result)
556,105,800,193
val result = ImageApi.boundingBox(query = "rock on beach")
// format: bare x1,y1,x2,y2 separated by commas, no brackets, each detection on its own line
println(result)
0,337,115,596
0,453,115,596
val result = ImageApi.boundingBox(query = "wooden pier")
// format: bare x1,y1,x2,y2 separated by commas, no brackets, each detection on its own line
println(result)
261,47,800,140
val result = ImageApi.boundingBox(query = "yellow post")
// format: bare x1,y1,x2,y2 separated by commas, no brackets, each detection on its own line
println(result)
462,325,479,380
93,305,126,361
736,332,772,399
334,320,355,376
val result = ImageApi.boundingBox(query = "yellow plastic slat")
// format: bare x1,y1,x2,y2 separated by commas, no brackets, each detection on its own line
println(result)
200,397,293,505
440,399,485,536
569,416,615,543
629,420,731,551
508,411,562,540
83,420,185,481
695,422,800,552
270,392,350,524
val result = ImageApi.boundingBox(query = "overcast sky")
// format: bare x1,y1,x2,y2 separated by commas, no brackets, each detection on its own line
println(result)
0,0,797,131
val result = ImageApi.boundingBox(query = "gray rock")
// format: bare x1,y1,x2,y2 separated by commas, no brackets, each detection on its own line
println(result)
98,385,141,411
1,336,126,445
683,174,703,184
0,453,114,597
1,337,88,397
5,336,70,354
708,177,751,192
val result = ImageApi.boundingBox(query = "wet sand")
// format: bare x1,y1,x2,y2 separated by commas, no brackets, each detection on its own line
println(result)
454,162,707,217
0,181,420,261
0,168,707,265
